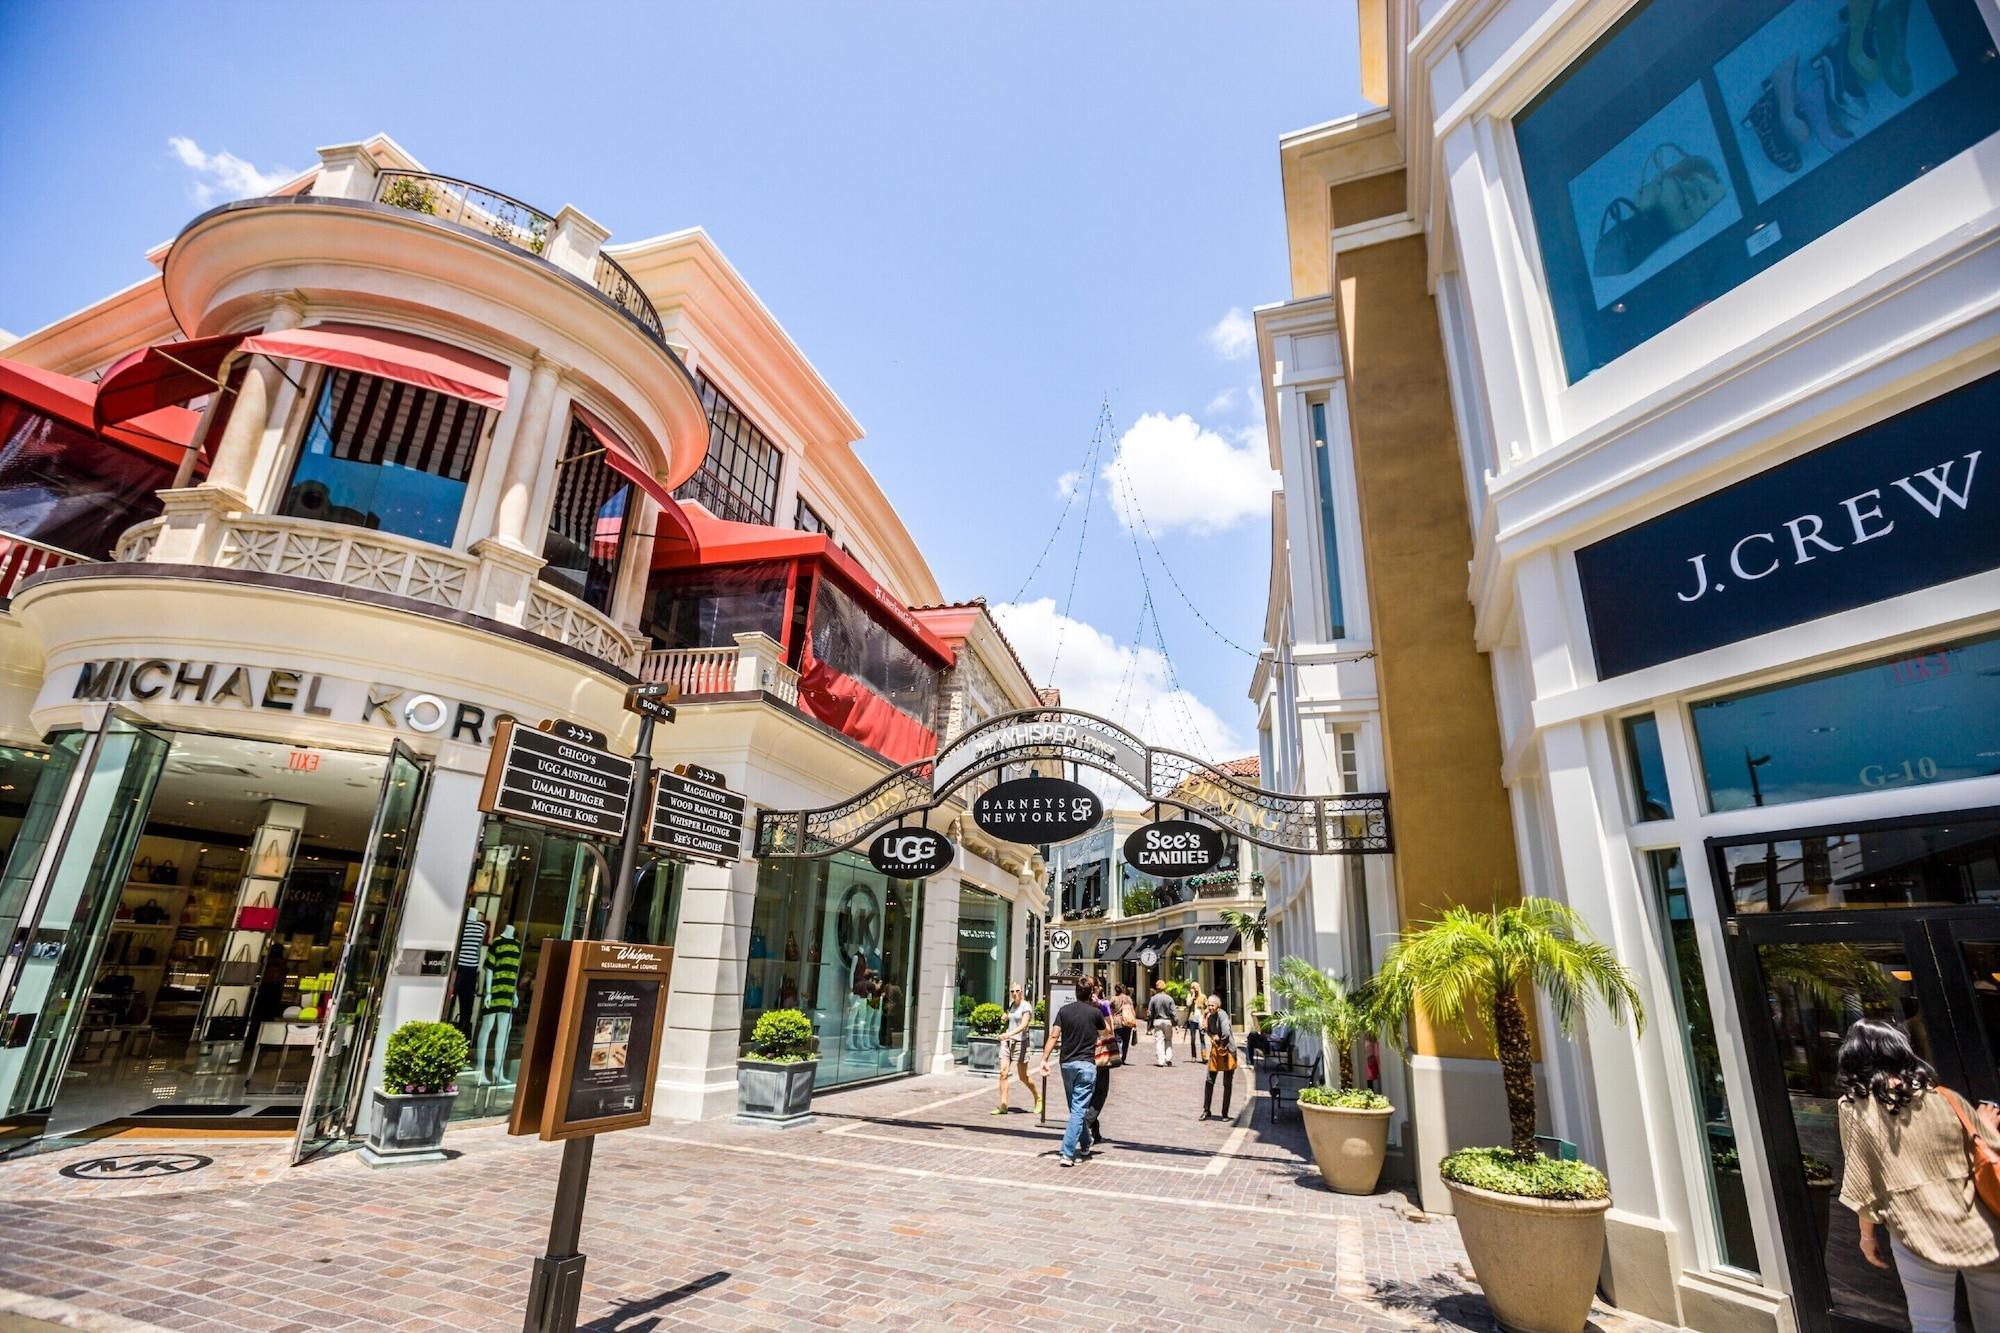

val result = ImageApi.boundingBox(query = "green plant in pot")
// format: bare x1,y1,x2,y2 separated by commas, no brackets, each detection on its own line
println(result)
964,1001,1008,1075
365,1020,468,1164
738,1008,819,1123
1373,898,1643,1333
1269,957,1393,1195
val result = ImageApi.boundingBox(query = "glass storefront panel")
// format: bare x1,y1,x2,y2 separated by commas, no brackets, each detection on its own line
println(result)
1624,714,1674,822
1645,850,1758,1273
953,885,1008,1059
1692,633,2000,813
742,854,923,1089
1717,813,2000,913
1515,0,2000,381
0,738,82,975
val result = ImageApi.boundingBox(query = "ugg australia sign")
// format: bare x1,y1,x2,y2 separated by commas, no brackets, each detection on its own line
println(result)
1575,372,2000,679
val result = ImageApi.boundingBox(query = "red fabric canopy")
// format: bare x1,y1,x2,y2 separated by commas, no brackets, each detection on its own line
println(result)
0,355,200,466
92,332,246,433
93,322,510,430
655,507,953,666
570,403,698,550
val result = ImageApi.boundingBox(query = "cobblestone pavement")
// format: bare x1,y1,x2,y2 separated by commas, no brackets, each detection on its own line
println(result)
0,1056,1680,1332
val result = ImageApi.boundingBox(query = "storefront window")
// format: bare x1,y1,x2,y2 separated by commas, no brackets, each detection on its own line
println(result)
680,374,781,527
742,854,923,1089
0,397,172,558
1692,632,2000,812
953,885,1009,1059
798,577,940,764
1646,850,1759,1272
538,416,633,615
1623,714,1675,822
278,369,484,547
643,560,791,652
1515,0,2000,381
1716,812,2000,913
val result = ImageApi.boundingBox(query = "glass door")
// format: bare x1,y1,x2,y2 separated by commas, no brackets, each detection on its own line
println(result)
0,715,170,1150
291,742,429,1163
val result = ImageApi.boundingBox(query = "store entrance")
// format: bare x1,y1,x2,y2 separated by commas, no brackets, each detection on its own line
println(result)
1721,813,2000,1333
0,720,422,1151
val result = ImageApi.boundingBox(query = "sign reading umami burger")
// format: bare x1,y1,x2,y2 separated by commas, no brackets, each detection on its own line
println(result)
866,826,954,878
972,775,1102,843
1123,819,1225,876
479,717,633,839
647,768,746,866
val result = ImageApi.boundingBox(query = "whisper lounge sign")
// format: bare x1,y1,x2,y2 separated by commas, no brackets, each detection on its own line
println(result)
1575,373,2000,679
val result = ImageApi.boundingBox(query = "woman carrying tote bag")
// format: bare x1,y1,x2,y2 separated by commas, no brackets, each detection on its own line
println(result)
1836,1018,2000,1332
1198,995,1237,1123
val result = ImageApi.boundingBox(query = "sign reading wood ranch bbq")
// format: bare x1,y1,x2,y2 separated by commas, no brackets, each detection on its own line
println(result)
647,765,746,866
478,717,633,839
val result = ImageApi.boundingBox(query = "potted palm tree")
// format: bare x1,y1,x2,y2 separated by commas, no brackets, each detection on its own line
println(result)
965,1002,1007,1074
1269,957,1392,1194
737,1008,818,1123
1373,898,1643,1333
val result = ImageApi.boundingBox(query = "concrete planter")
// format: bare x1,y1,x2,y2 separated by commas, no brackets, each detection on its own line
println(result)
1299,1100,1393,1195
737,1058,817,1122
363,1088,458,1165
1444,1179,1610,1333
965,1035,1000,1074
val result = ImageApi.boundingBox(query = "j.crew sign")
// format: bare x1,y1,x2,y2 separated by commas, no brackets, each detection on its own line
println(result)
1575,373,2000,679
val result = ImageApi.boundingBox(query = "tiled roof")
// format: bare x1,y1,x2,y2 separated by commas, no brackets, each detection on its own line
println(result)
1037,686,1062,707
1215,756,1260,780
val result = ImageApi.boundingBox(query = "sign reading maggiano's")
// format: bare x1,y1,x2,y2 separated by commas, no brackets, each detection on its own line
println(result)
67,657,497,742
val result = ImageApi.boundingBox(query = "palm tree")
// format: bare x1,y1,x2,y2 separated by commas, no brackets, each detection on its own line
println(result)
1221,906,1268,950
1374,898,1643,1161
1268,955,1379,1090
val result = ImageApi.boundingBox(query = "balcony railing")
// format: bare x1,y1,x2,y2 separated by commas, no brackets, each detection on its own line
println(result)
373,170,665,347
0,532,89,600
637,645,800,705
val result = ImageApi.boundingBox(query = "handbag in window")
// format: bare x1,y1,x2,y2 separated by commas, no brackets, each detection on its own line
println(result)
216,939,261,987
150,859,179,885
235,889,278,932
132,898,170,925
201,998,248,1044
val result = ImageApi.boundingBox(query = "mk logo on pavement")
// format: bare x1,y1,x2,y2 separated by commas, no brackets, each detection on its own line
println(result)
57,1153,212,1180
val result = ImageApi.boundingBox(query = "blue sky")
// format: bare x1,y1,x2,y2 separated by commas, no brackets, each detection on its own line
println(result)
0,1,1364,761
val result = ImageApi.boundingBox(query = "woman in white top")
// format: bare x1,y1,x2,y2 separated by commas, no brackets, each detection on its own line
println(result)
995,984,1041,1117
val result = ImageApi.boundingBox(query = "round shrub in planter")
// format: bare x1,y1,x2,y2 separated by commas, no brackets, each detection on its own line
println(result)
965,1002,1007,1074
365,1021,468,1165
1439,1150,1612,1333
738,1008,818,1123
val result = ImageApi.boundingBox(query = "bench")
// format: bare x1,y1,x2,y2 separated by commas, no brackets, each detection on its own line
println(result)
1267,1052,1324,1124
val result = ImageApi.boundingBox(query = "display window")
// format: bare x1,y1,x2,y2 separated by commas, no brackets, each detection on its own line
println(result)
0,395,173,558
1515,0,2000,381
642,560,792,653
538,415,633,616
952,885,1009,1059
742,855,924,1089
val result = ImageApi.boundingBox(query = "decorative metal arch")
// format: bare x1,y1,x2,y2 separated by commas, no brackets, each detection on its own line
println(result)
754,706,1391,858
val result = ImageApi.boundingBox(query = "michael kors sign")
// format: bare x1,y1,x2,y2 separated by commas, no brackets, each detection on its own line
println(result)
1576,373,2000,679
67,658,496,743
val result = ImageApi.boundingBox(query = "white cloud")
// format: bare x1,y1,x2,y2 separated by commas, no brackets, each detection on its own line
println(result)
1204,307,1255,360
1054,469,1082,500
1204,387,1238,414
1101,411,1277,536
993,598,1245,805
168,137,296,206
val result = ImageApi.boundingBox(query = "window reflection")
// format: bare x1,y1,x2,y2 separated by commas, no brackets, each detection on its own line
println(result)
1624,714,1675,821
279,370,482,547
1718,815,2000,913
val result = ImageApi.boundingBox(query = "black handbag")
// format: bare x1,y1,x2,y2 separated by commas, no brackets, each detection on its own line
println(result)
132,898,169,925
150,859,178,885
201,999,248,1044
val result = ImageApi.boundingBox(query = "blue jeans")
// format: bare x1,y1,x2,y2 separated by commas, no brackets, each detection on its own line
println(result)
1058,1060,1097,1160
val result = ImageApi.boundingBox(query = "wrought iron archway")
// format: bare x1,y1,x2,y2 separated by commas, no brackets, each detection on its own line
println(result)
754,707,1391,858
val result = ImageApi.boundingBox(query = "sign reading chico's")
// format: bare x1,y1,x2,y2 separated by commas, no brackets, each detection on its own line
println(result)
1576,373,2000,679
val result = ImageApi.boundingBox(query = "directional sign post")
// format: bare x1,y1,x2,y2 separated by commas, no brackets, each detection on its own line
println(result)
480,719,634,840
647,767,746,866
624,683,678,725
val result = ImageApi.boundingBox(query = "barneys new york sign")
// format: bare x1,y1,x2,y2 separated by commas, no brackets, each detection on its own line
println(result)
1575,372,2000,679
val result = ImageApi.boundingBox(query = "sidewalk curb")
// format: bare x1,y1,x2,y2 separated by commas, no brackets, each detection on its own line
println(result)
0,1290,172,1333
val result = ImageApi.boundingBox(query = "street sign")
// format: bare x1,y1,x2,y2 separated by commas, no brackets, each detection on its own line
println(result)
677,762,728,788
647,769,747,865
630,682,677,699
480,718,633,839
1094,937,1109,958
541,718,609,750
1046,927,1073,953
624,688,680,720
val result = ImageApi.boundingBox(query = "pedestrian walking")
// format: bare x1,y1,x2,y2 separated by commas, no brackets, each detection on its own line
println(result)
994,983,1041,1117
1112,985,1138,1063
1040,976,1110,1167
1185,981,1207,1059
1089,983,1116,1143
1835,1017,2000,1332
1147,980,1177,1066
1199,995,1238,1122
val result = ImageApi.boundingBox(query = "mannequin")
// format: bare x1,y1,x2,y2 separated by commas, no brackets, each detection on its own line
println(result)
478,924,521,1082
453,909,487,1032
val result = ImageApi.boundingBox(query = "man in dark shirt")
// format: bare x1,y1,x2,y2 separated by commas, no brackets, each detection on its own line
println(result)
1039,976,1109,1166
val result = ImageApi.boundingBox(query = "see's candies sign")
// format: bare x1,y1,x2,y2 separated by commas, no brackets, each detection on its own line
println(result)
1123,819,1225,876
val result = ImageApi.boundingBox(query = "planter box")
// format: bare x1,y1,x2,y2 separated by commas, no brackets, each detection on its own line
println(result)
1300,1100,1393,1195
1444,1178,1610,1333
362,1088,458,1166
966,1035,1000,1074
738,1057,817,1122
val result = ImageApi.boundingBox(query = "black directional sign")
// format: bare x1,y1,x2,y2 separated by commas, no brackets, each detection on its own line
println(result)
480,717,634,839
647,769,746,866
624,684,678,724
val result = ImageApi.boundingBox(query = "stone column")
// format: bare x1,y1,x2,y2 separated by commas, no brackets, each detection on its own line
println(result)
488,356,563,552
204,294,306,503
312,143,381,202
608,493,658,639
913,877,962,1075
544,205,610,283
655,859,757,1120
731,633,786,694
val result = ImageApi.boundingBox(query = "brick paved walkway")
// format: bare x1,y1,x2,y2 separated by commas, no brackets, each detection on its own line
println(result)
0,1058,1677,1332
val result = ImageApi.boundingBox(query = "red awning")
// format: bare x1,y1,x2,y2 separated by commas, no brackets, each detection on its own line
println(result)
656,507,954,666
92,332,247,433
0,356,200,466
93,322,511,429
570,404,698,550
